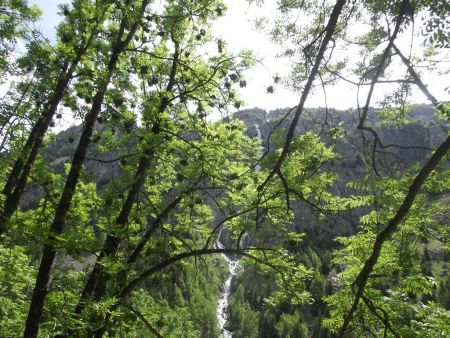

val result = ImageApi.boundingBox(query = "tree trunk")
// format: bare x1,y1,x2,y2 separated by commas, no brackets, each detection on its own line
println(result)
23,75,112,338
75,36,180,320
23,2,149,335
338,134,450,337
0,77,68,234
258,0,346,190
23,37,123,338
0,23,100,236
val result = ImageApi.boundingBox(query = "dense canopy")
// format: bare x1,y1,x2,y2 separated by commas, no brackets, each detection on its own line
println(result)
0,0,449,337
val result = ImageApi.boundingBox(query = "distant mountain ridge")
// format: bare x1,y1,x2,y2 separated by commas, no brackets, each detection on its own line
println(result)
20,104,448,243
232,104,447,244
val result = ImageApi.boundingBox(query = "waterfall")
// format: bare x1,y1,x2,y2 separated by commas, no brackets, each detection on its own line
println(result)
216,244,239,338
216,124,262,337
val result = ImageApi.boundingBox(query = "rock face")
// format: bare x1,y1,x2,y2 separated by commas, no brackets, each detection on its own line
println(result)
232,105,448,245
20,123,123,210
18,105,448,242
235,105,446,161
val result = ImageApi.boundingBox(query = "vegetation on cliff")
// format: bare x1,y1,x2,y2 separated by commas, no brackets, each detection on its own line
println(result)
0,0,449,337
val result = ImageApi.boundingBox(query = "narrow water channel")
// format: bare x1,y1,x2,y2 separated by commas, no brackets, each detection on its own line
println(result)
217,251,239,338
216,125,263,337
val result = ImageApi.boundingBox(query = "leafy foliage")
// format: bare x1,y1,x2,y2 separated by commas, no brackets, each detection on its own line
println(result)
0,0,449,337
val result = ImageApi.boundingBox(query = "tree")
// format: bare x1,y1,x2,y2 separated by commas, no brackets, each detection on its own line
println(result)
2,0,313,336
259,0,450,336
0,0,449,337
0,0,110,236
0,0,41,76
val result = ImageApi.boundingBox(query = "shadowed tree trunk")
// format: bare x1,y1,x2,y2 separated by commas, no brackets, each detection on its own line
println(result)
0,11,104,236
74,39,180,322
338,134,450,337
22,1,149,336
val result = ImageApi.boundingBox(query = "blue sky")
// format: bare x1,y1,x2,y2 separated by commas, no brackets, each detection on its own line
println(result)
25,0,302,111
23,0,447,112
28,0,63,43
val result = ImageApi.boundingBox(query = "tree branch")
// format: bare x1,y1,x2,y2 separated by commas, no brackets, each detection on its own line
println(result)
338,133,450,336
258,0,346,192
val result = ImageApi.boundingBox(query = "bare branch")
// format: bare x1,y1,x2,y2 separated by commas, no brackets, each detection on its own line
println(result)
258,0,346,192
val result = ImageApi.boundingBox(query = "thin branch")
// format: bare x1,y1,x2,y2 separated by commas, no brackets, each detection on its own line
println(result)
361,295,399,338
119,247,284,300
392,44,440,108
85,153,143,164
121,304,162,338
258,0,346,192
338,134,450,336
354,0,410,176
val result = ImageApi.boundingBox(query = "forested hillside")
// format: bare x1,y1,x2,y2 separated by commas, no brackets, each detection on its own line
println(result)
227,106,450,337
0,0,449,337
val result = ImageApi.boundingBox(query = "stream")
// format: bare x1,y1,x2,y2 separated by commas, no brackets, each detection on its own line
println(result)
216,124,263,337
216,245,239,338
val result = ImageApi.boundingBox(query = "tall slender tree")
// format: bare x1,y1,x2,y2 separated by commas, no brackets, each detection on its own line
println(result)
0,0,110,236
23,1,151,336
0,0,448,336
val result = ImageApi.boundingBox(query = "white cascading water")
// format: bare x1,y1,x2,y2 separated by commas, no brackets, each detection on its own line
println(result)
216,125,263,337
216,239,239,338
